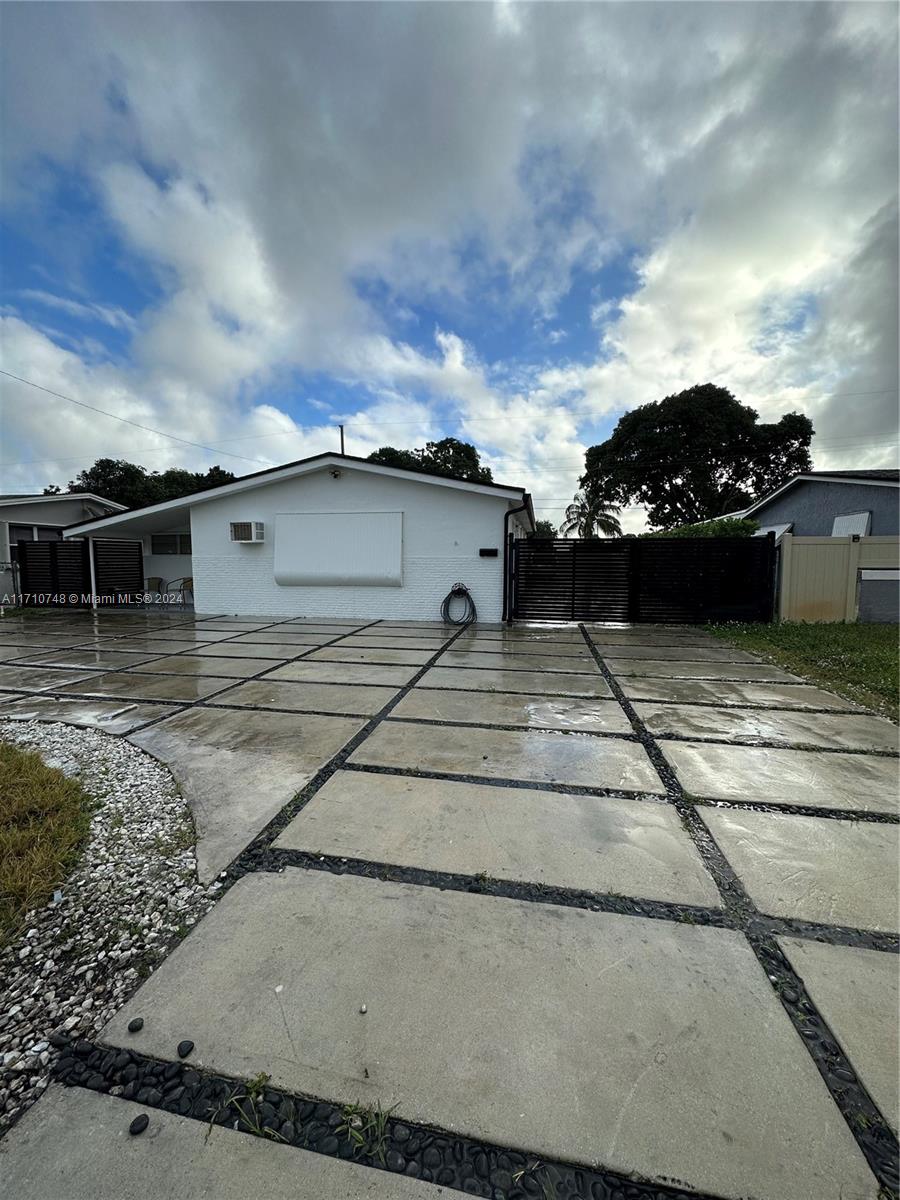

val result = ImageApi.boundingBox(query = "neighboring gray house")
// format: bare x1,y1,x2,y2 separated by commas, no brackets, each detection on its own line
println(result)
0,493,127,601
742,470,899,622
743,470,899,537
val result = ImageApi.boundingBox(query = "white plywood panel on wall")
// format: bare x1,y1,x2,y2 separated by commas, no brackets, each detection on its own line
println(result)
274,512,402,586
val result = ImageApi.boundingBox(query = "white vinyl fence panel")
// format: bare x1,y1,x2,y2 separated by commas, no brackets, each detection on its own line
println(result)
778,534,899,622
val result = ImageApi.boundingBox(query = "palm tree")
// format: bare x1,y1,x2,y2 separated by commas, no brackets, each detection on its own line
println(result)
559,491,622,539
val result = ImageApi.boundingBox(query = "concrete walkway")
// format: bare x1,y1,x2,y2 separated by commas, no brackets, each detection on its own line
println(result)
0,611,897,1199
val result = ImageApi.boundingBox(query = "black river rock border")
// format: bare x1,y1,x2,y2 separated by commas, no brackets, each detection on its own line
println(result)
51,1038,717,1200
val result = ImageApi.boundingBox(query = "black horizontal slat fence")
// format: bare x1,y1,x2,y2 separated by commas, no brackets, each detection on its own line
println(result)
16,538,144,606
510,535,775,623
16,540,90,606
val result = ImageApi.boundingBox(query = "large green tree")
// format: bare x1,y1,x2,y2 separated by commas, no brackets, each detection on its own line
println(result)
582,384,813,530
367,437,493,483
50,459,237,509
530,519,558,539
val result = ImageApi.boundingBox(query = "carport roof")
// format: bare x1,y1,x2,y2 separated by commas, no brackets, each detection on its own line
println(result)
62,452,534,539
0,492,127,511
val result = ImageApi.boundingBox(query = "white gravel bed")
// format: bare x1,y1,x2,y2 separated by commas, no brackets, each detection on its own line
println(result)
0,720,219,1135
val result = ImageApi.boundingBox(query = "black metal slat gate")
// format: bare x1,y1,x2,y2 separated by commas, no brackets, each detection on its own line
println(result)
92,539,145,602
17,538,144,607
509,535,776,624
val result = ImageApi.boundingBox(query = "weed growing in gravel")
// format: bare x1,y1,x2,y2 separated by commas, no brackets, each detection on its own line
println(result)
0,742,92,944
337,1100,397,1164
151,816,196,856
207,1072,285,1142
512,1160,553,1198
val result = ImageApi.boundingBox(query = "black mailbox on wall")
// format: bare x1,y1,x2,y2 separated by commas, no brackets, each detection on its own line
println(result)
479,547,499,557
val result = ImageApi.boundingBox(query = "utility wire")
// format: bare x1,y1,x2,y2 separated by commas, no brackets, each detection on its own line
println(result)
2,426,891,471
0,370,269,466
2,368,895,472
172,388,900,442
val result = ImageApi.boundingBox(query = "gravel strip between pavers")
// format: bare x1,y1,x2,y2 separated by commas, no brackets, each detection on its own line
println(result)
0,720,218,1135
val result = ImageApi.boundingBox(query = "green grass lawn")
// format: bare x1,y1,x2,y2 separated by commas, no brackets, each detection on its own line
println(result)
708,621,899,722
0,743,93,944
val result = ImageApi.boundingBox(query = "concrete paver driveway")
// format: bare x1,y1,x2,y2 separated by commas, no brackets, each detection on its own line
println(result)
0,610,897,1199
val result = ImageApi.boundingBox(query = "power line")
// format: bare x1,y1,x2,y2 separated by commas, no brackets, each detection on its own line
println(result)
179,387,900,443
2,368,895,473
324,388,898,428
2,429,893,473
0,371,269,466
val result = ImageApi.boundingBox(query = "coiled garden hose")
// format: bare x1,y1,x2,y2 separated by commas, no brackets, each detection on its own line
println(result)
441,582,477,625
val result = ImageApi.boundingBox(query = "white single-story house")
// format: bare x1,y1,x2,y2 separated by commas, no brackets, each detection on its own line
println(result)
63,453,535,621
1,492,126,600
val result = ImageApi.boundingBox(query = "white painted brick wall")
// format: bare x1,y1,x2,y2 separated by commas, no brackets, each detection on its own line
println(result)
193,553,505,619
190,465,518,620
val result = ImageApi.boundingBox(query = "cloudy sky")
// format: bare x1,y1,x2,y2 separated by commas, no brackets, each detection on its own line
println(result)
1,1,897,530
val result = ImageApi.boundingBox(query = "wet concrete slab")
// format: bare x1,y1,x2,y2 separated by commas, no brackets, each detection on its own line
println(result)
0,645,81,663
228,630,346,645
369,622,460,632
391,687,631,733
15,646,165,669
619,675,860,710
462,628,587,644
192,641,300,660
664,741,899,813
138,628,238,642
267,660,419,686
280,619,370,628
637,702,899,752
702,808,899,931
0,1085,449,1200
350,721,662,791
0,665,103,692
104,868,877,1200
608,658,800,681
420,665,613,697
276,770,720,905
216,678,399,716
448,637,591,657
0,695,178,733
309,646,435,666
269,624,372,636
130,654,275,679
270,624,367,633
592,644,757,662
334,635,450,651
437,650,599,673
58,671,234,703
777,938,899,1132
584,628,719,646
83,638,218,655
190,621,281,631
0,633,94,648
129,707,364,878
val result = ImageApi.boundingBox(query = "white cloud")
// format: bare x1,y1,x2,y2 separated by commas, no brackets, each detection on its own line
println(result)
0,1,896,525
19,290,136,332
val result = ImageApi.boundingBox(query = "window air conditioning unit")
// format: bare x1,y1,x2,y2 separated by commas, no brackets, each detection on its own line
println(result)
230,521,265,543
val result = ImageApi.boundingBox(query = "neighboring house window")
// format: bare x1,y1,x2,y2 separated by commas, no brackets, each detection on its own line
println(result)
8,524,62,563
151,533,192,554
831,511,871,537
